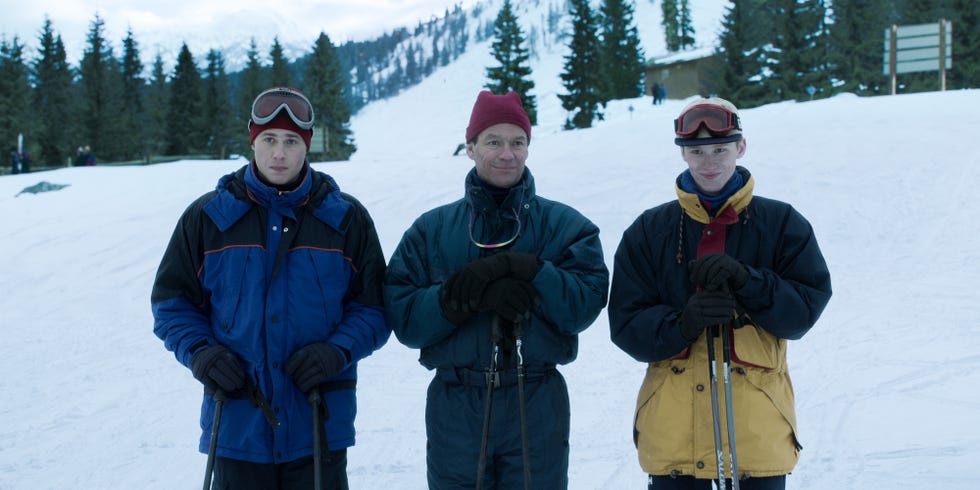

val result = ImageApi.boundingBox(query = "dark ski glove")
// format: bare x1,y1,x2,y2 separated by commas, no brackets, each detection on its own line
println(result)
440,287,473,325
679,291,736,342
285,343,348,394
479,278,541,323
190,345,247,394
505,252,541,282
443,252,541,312
689,253,749,292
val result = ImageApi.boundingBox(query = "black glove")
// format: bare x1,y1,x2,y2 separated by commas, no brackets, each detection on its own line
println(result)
479,278,540,323
689,253,749,292
679,291,736,342
190,345,247,394
505,252,541,282
443,252,540,312
284,343,347,393
440,287,473,325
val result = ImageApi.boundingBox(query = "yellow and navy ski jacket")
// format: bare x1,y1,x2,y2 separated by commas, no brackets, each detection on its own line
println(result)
152,163,390,464
609,166,832,479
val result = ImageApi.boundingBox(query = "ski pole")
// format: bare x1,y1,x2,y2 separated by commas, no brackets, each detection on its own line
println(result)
203,389,226,490
706,326,727,490
476,314,503,490
722,324,740,490
310,389,324,490
514,321,531,490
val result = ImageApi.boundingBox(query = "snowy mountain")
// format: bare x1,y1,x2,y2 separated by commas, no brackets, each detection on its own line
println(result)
9,0,730,75
2,1,979,489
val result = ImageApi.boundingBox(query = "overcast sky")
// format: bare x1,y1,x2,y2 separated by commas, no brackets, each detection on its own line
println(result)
1,0,475,61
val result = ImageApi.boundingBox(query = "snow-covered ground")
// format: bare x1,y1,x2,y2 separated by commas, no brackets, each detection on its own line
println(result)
2,1,979,488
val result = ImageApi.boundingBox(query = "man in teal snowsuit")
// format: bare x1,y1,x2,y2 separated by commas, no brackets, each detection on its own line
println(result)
384,90,609,489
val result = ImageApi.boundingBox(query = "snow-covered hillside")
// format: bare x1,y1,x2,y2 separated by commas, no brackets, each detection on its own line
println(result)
2,1,979,489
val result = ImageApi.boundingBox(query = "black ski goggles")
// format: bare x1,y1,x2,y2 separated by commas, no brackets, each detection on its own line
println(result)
250,87,315,130
674,104,741,138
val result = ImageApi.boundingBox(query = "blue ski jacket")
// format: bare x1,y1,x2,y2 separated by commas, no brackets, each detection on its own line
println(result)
152,163,390,464
384,167,609,371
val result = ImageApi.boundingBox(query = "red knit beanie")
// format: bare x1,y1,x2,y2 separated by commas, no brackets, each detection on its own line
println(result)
249,111,314,150
465,91,532,143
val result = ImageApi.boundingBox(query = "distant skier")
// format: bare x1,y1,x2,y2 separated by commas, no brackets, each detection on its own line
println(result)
9,147,21,174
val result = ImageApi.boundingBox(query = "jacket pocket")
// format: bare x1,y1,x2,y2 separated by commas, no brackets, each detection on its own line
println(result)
306,250,351,329
731,324,786,372
204,250,250,335
633,362,670,447
740,367,802,458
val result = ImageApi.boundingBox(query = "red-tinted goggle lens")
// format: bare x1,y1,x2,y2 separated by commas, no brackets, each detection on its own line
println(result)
251,88,315,130
674,104,740,137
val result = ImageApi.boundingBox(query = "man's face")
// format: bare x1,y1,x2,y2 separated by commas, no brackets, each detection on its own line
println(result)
252,129,307,186
680,139,747,195
467,123,528,188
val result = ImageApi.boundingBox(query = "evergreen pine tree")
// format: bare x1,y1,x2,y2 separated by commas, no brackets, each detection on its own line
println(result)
237,39,266,152
385,58,404,97
32,18,74,166
304,32,356,161
78,14,124,161
826,0,890,96
485,0,538,125
269,37,292,87
424,37,437,77
165,43,203,155
144,55,169,158
662,0,680,51
598,0,645,100
714,0,771,107
948,0,979,89
678,0,696,49
559,0,604,129
0,36,31,165
405,43,420,85
767,0,828,101
119,29,146,160
203,50,233,158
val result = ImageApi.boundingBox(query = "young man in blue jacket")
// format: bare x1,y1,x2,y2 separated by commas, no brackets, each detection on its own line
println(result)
152,87,390,489
384,90,609,489
608,97,832,490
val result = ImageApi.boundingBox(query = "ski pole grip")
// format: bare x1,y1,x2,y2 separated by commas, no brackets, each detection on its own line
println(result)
490,314,503,343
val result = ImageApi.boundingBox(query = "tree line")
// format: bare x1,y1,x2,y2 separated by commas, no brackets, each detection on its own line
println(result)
2,0,977,168
483,0,646,131
0,5,474,169
476,0,978,131
1,13,366,168
709,0,979,108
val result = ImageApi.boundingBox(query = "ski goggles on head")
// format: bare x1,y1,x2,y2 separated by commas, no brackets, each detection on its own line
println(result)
674,103,741,138
250,87,315,130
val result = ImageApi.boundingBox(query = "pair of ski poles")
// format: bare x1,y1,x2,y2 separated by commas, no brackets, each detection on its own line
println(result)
707,323,740,490
476,315,532,490
202,382,325,490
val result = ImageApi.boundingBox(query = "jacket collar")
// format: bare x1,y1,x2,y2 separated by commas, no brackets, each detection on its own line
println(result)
464,167,536,214
204,164,352,234
676,166,754,224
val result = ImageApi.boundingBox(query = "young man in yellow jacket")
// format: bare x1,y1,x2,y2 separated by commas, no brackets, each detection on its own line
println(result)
608,97,832,490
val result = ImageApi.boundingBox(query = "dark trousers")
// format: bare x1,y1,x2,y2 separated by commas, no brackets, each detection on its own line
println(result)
212,450,349,490
649,475,785,490
426,367,569,490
